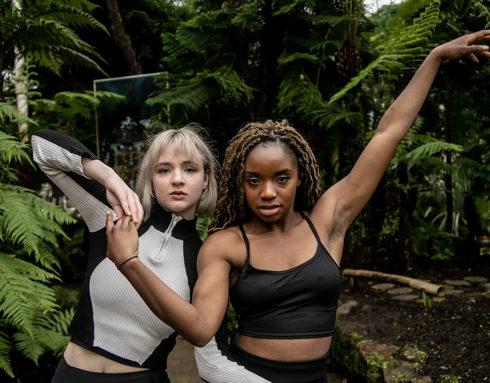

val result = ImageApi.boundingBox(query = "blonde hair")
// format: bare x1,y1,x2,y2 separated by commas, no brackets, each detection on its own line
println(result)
136,125,218,221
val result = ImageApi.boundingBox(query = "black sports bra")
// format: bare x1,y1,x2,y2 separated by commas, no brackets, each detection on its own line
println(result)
229,212,341,339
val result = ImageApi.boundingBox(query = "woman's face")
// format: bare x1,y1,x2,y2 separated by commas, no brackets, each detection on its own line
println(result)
152,142,209,220
243,143,301,223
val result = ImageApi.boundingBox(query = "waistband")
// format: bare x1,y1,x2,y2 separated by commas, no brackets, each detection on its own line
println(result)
51,356,170,383
230,338,328,383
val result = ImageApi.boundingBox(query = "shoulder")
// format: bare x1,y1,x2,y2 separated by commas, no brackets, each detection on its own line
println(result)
199,226,247,268
201,226,244,254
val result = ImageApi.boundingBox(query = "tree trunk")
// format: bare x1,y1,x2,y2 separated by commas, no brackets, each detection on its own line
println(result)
106,0,142,75
443,71,453,233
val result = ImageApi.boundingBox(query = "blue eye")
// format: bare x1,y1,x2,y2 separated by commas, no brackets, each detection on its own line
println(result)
185,168,196,173
158,168,170,173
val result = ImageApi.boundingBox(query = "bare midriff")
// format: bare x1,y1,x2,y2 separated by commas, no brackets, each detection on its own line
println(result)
63,342,149,373
235,334,332,362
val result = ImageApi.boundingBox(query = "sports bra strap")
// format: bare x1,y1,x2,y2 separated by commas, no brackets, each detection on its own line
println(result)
299,211,322,245
238,223,251,257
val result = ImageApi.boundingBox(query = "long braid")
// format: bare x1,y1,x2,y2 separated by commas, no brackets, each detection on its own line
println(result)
208,120,322,235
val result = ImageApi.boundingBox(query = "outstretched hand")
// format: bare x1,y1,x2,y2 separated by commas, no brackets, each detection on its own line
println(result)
105,174,143,229
106,212,140,269
433,30,490,64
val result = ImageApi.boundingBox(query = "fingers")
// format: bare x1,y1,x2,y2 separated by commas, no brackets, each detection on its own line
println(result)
470,30,490,42
106,211,114,231
464,45,489,63
127,192,143,229
113,205,124,220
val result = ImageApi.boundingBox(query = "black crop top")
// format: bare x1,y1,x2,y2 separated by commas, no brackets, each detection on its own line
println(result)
229,212,341,339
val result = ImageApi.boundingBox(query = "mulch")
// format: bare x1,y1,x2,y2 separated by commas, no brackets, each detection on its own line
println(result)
338,256,490,382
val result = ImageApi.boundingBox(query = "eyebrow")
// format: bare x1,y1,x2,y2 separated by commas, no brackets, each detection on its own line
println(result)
155,161,199,167
244,168,293,176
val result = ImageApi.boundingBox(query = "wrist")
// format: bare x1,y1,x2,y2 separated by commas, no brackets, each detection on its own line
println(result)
428,47,446,65
117,254,139,271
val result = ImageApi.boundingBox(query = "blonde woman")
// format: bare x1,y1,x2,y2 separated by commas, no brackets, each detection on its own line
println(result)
32,127,269,383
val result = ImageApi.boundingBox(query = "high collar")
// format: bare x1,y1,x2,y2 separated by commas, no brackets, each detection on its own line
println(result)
147,203,199,240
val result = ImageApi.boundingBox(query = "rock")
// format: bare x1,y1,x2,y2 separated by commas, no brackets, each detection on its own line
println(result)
359,342,397,359
390,294,419,301
337,300,359,315
443,279,471,287
442,284,455,290
445,289,464,295
372,283,396,291
361,304,373,312
464,276,488,283
387,287,414,295
383,360,433,383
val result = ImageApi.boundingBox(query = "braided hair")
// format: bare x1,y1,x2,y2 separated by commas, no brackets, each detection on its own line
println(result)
208,120,322,235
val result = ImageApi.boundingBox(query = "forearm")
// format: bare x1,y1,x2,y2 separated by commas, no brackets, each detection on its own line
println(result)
376,50,443,140
120,259,215,346
81,156,116,185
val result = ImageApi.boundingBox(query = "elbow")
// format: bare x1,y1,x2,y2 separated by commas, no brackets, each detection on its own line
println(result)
184,330,214,348
191,333,214,348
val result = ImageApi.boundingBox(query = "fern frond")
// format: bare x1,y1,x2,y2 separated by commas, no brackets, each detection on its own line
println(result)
148,67,254,111
0,131,33,167
0,103,37,126
12,332,45,366
275,68,323,114
0,254,58,337
401,141,464,163
300,102,363,130
0,329,14,378
329,0,441,104
0,185,76,270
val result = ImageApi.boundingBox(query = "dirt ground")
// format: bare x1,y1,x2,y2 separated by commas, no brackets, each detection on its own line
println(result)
338,256,490,382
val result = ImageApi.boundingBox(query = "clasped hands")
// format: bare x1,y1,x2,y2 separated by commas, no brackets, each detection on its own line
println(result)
106,212,140,270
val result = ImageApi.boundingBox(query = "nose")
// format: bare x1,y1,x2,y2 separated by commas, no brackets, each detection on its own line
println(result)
260,181,276,200
172,169,185,186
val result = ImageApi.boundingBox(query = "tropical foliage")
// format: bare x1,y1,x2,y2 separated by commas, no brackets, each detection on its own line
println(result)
3,0,490,379
0,130,76,377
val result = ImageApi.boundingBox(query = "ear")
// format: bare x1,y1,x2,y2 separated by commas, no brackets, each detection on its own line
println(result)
202,171,210,191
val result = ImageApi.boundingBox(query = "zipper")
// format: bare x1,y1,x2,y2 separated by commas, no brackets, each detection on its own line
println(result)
161,214,183,251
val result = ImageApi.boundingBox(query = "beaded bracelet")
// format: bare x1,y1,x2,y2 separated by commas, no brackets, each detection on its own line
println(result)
117,255,139,270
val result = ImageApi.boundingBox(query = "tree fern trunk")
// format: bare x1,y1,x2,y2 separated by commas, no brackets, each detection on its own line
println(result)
106,0,142,75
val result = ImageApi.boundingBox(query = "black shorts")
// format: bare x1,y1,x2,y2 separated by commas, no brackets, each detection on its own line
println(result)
51,356,170,383
230,337,328,383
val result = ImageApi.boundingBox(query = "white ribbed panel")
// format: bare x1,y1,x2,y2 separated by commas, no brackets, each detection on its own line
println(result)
90,227,190,365
31,135,115,232
195,339,271,383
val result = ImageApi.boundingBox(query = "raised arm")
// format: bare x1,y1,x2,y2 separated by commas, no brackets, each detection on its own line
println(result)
32,130,143,230
316,31,490,230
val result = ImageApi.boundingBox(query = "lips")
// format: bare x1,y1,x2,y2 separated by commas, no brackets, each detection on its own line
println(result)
258,205,281,217
170,191,186,200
